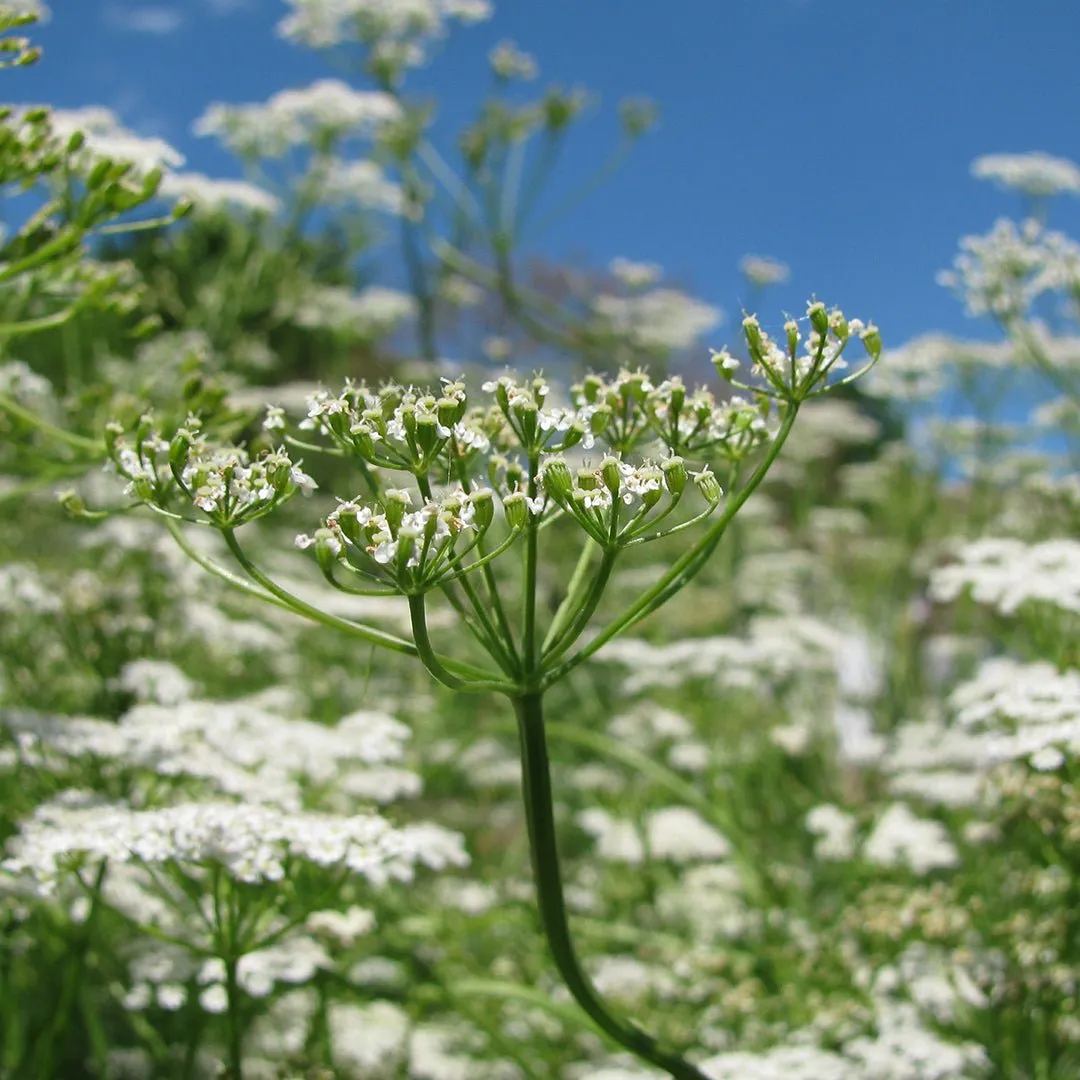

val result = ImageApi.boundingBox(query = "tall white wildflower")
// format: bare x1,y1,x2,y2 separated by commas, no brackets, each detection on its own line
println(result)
971,151,1080,198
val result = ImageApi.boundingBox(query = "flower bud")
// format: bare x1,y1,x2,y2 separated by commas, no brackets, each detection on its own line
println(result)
540,458,573,504
662,456,686,496
423,510,442,544
470,488,495,531
512,397,538,446
349,427,378,461
742,316,765,364
168,430,191,474
589,404,613,436
312,528,343,574
829,308,849,341
807,301,829,337
693,467,723,504
379,386,403,419
784,320,800,357
710,348,739,378
140,167,163,199
576,468,599,492
579,373,603,405
487,454,508,489
502,491,528,530
504,459,525,490
641,484,664,511
414,414,441,457
394,526,419,574
134,412,156,447
600,456,622,496
383,489,411,533
131,475,156,502
104,421,124,458
438,395,464,429
622,372,648,404
56,489,86,516
491,380,510,413
332,503,364,544
666,379,686,413
860,323,882,362
560,421,585,450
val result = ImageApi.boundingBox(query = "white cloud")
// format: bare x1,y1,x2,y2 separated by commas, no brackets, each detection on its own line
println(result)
103,4,183,34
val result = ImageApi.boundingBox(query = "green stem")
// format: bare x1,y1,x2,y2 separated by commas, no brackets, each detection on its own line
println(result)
454,459,521,671
222,528,416,657
542,405,800,689
522,453,541,675
512,692,709,1080
0,391,100,453
408,593,516,694
0,306,77,337
541,549,617,665
30,862,108,1079
542,539,598,653
223,956,244,1079
185,523,499,685
447,567,520,676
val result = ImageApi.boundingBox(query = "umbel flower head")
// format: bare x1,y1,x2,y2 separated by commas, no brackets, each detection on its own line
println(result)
104,304,880,596
105,413,316,529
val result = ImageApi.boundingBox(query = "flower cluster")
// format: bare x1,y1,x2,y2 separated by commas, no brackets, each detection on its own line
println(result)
3,798,468,894
568,368,770,458
938,217,1080,322
971,151,1080,199
712,302,881,402
276,0,493,75
740,254,791,288
106,414,316,527
194,79,403,159
929,537,1080,616
539,452,721,548
297,484,504,595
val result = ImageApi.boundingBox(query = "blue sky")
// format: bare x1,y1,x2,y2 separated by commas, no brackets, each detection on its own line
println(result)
14,0,1080,353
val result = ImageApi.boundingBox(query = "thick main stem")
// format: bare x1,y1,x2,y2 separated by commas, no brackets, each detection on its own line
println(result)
512,691,710,1080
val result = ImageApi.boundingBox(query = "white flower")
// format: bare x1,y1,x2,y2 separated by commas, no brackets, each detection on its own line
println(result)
593,287,723,351
276,0,493,56
4,798,467,893
45,106,184,177
116,660,194,706
576,808,644,864
199,984,228,1014
971,151,1080,198
863,803,959,875
194,80,402,158
645,807,730,863
281,283,417,335
306,905,377,944
805,804,858,861
938,217,1080,321
489,39,538,80
330,1000,410,1073
609,256,662,289
739,254,790,288
929,537,1080,617
5,0,49,20
319,158,404,213
156,172,280,214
